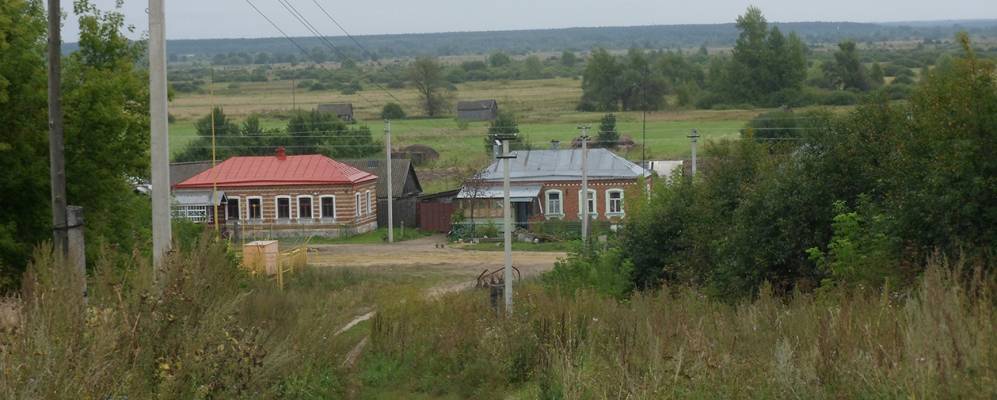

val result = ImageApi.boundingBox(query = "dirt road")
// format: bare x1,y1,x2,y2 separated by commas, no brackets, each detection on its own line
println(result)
308,235,565,283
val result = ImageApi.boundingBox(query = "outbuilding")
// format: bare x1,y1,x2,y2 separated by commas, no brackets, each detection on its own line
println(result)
456,99,498,121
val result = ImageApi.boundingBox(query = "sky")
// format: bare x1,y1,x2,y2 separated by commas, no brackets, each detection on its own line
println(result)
61,0,996,41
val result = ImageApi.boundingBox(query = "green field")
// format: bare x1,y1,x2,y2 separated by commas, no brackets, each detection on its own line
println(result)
169,77,780,192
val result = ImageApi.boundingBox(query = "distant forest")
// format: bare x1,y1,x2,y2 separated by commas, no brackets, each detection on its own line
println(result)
65,20,997,62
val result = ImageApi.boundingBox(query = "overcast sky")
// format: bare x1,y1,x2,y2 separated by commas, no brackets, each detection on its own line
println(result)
62,0,995,41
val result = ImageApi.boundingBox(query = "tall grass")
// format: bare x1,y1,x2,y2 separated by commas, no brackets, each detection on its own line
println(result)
0,238,381,399
366,259,996,399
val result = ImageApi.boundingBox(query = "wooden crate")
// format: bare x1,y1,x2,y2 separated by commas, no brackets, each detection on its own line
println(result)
243,240,279,275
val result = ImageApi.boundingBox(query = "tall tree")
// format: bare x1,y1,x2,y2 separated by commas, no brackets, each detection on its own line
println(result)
0,0,50,289
408,57,451,117
578,48,622,111
721,7,807,105
597,113,619,148
484,111,527,153
62,0,153,258
825,40,870,91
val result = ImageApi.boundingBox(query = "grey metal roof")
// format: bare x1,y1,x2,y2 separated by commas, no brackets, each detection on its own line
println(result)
170,161,214,186
173,190,226,206
476,148,649,182
457,184,541,202
457,99,497,111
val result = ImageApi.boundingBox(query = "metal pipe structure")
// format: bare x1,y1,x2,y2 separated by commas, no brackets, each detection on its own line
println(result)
501,139,513,313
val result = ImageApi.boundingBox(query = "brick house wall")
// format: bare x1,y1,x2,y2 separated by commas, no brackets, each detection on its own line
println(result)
534,179,641,223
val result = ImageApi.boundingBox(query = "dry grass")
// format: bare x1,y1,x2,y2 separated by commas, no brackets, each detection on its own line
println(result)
0,238,410,399
365,259,997,399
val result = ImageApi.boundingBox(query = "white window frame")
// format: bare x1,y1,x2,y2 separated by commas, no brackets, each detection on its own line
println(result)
545,189,564,216
226,196,241,221
319,195,336,221
296,195,314,220
275,195,292,220
366,191,373,215
355,192,362,217
578,189,597,218
606,189,625,216
247,196,263,220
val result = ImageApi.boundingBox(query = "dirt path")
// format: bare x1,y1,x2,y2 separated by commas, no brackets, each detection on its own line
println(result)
308,234,565,281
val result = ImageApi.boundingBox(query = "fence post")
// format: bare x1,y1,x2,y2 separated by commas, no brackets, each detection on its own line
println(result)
67,205,86,302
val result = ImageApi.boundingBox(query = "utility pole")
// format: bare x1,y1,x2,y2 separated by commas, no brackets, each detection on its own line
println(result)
578,126,590,247
498,139,515,313
47,0,67,257
688,129,700,177
150,0,172,277
385,120,393,243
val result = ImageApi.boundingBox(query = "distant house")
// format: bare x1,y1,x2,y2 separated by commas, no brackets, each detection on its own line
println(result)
456,99,498,121
392,144,440,165
457,148,649,232
645,160,684,180
316,103,354,122
172,147,378,239
343,159,423,229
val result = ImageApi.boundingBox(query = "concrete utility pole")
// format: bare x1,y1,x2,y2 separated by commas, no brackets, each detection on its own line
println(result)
688,129,700,177
578,126,590,246
150,0,172,276
47,0,68,257
499,139,514,313
385,120,393,243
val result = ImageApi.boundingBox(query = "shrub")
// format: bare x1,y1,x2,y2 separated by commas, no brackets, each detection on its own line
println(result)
381,102,406,120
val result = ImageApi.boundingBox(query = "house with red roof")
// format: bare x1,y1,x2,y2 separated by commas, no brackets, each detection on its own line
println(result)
172,148,378,239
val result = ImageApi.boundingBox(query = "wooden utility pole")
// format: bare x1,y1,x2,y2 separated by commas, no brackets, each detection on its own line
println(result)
385,120,393,243
578,126,590,246
47,0,68,256
150,0,172,276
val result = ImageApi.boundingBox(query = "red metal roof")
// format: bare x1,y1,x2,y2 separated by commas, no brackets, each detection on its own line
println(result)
174,154,377,189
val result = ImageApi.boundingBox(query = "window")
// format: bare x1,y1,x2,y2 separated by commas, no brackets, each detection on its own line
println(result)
366,191,372,215
545,190,563,215
276,196,291,220
355,193,362,217
247,197,262,220
297,196,313,219
226,197,240,220
606,189,624,215
320,196,336,220
578,189,597,217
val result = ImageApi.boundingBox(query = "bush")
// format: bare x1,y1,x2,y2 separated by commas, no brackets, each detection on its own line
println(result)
816,90,859,105
381,102,406,120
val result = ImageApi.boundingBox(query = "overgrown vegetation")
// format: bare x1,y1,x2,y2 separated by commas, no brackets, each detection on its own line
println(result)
572,33,997,299
367,261,996,398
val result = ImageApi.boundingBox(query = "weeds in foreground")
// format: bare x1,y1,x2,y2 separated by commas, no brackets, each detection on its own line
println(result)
0,239,381,399
366,259,996,399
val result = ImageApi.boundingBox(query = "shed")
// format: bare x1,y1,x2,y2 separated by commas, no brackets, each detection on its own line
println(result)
342,158,423,228
316,103,355,122
456,99,498,121
393,144,440,165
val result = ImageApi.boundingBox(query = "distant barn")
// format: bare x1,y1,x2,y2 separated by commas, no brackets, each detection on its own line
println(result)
456,99,498,121
316,103,354,122
393,144,440,165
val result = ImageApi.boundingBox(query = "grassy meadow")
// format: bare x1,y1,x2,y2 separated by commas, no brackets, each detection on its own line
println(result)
168,77,772,192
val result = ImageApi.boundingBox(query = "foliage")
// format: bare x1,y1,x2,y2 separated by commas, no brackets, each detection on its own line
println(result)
0,0,49,289
544,248,633,299
380,102,406,120
717,7,807,106
821,40,873,91
596,113,619,147
484,111,528,153
408,56,452,117
602,36,996,298
578,48,669,111
175,108,380,161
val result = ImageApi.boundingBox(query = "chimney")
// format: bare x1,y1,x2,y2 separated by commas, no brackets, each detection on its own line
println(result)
550,140,560,150
275,146,287,160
